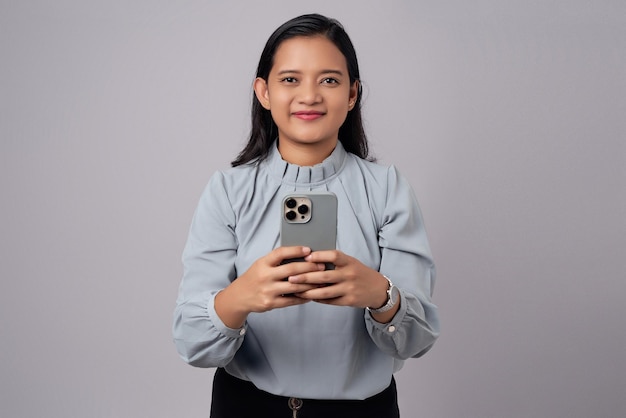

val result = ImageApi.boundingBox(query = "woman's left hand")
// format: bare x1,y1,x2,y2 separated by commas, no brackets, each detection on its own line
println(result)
288,250,389,310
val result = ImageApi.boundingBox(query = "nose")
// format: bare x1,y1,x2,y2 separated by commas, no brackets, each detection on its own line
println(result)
297,82,322,105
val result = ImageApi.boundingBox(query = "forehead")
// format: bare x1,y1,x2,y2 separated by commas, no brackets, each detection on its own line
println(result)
271,36,348,73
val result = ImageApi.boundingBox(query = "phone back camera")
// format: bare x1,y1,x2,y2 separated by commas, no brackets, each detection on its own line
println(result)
286,198,297,209
283,196,312,223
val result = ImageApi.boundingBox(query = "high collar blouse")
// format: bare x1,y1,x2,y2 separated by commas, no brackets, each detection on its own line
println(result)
174,140,440,400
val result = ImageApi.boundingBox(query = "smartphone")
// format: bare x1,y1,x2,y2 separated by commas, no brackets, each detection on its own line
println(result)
280,191,337,269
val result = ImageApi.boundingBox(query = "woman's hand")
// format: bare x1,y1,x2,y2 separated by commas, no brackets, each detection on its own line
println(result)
215,246,325,328
288,250,398,322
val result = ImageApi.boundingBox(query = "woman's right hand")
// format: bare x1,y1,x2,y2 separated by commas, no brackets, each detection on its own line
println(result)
214,246,325,328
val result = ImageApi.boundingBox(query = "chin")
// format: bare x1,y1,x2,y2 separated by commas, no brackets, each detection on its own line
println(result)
293,135,336,144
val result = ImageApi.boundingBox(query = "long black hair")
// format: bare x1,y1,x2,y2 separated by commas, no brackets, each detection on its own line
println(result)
231,13,369,167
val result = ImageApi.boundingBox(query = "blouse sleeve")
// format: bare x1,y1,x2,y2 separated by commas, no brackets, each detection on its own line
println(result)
364,166,440,360
172,172,246,368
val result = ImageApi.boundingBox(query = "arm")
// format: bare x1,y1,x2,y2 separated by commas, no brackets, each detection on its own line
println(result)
293,245,438,360
172,172,244,368
364,165,440,359
173,173,325,367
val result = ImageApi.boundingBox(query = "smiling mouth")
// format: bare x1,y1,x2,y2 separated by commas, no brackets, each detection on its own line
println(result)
292,111,325,120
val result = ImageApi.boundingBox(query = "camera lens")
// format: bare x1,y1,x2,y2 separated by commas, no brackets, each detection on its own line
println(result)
297,204,309,215
286,210,297,220
286,198,297,209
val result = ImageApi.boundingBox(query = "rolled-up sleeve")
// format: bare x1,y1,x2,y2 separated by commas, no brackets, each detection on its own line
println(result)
365,166,440,359
173,172,246,368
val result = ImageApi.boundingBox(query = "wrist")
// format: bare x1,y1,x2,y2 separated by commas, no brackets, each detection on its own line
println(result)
367,275,399,314
215,286,249,329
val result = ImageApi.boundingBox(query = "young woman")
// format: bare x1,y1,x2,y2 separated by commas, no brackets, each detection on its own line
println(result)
173,13,440,418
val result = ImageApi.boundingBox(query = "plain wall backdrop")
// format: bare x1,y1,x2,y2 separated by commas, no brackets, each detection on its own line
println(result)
1,1,625,417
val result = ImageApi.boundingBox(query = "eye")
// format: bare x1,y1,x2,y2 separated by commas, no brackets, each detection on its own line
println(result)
321,77,339,84
281,77,298,83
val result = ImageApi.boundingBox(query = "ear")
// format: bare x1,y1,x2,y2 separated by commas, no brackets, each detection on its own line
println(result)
254,77,271,110
348,80,359,110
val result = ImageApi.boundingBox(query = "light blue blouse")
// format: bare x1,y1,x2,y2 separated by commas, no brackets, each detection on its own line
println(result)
173,141,440,400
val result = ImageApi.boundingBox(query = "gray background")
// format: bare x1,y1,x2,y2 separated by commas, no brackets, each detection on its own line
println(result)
1,1,625,417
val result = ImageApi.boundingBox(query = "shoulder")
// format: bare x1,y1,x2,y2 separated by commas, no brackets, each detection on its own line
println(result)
345,153,406,195
200,161,279,219
204,163,259,196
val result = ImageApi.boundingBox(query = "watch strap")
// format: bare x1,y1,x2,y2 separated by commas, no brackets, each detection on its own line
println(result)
366,275,397,314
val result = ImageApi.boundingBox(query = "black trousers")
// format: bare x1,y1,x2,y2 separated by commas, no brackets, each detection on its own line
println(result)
210,368,400,418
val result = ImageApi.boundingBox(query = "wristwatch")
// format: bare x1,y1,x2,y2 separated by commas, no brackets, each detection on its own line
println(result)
367,275,399,314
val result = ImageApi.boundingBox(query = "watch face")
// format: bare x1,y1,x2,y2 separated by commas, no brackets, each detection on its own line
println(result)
368,277,399,313
390,286,399,303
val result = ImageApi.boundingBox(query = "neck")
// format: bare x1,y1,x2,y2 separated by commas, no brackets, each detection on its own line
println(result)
278,139,337,166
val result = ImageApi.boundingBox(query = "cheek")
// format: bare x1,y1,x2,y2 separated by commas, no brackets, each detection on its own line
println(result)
329,99,350,119
329,90,350,109
269,89,292,106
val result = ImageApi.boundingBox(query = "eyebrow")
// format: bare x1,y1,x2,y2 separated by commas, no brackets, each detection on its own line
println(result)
276,69,345,76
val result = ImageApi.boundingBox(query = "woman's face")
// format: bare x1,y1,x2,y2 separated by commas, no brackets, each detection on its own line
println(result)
254,36,358,164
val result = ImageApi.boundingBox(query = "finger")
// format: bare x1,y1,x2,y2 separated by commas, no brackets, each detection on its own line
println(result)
304,250,345,266
276,260,326,279
275,282,321,296
288,269,337,285
272,295,311,309
311,297,343,306
267,246,312,266
295,283,343,301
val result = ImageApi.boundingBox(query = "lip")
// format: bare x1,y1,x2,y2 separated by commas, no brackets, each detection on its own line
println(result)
292,110,325,121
